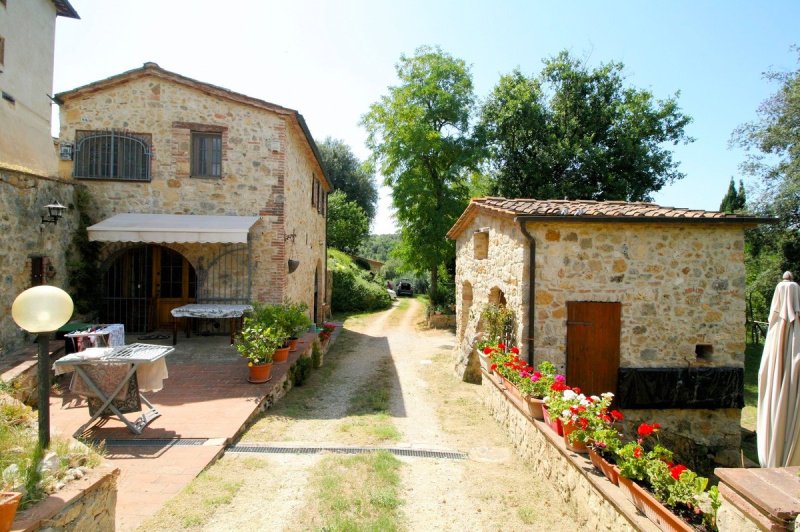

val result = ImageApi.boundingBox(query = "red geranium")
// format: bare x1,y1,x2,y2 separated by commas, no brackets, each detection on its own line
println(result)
670,464,688,480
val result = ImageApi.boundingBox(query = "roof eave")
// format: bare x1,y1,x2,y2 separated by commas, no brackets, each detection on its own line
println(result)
513,214,777,226
54,0,79,18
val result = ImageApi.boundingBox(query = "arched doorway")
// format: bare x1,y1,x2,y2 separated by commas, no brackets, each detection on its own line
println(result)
102,245,196,332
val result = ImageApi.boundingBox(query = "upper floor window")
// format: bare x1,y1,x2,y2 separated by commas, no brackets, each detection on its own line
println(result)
73,130,151,181
191,132,222,178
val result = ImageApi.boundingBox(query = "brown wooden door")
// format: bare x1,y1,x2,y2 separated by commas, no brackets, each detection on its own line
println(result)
154,247,196,329
566,301,621,396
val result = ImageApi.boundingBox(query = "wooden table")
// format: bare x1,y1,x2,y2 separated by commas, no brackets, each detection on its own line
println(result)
169,304,253,345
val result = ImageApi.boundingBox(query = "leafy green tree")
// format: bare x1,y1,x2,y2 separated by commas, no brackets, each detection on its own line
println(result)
478,51,693,201
317,137,378,223
732,50,800,227
719,178,747,213
362,46,478,296
327,190,369,253
732,50,800,323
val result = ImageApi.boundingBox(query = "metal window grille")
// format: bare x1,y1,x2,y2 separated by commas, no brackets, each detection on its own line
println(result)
73,130,151,181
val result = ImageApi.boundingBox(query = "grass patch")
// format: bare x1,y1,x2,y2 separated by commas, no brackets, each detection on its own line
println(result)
136,456,268,531
741,342,762,462
338,359,400,443
297,451,403,531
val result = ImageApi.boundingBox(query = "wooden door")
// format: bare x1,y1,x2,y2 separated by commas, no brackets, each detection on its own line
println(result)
566,301,621,396
155,247,196,329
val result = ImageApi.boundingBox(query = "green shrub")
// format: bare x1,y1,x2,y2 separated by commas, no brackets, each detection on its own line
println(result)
328,249,391,312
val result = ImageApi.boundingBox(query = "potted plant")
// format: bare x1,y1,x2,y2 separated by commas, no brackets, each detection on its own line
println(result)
587,425,624,485
558,391,616,453
283,301,312,351
235,318,283,383
514,360,561,420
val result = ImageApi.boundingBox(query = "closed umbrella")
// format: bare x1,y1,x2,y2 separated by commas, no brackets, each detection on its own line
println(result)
757,272,800,467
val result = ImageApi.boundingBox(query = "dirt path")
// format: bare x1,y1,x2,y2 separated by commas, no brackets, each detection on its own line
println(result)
191,299,581,531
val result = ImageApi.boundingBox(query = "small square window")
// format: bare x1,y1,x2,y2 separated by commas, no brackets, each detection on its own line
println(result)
474,231,489,260
191,132,222,178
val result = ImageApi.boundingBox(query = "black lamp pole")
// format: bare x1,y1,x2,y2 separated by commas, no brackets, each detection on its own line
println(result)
37,332,52,448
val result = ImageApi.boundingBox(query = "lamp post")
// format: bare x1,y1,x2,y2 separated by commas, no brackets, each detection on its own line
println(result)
11,285,73,448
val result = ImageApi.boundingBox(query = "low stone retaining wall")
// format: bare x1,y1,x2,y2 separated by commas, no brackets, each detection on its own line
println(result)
480,371,659,532
12,463,119,531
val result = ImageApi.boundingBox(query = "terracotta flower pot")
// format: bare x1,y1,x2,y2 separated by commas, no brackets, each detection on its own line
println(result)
248,362,273,383
542,405,563,436
288,337,299,351
524,396,545,420
588,448,619,485
0,491,22,532
562,422,589,454
273,346,290,363
617,476,693,532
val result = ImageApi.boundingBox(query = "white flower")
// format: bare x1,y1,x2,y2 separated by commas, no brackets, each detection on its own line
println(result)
563,389,578,400
590,395,601,402
601,392,614,400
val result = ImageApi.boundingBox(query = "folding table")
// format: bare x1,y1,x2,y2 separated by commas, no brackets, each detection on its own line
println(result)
53,343,173,437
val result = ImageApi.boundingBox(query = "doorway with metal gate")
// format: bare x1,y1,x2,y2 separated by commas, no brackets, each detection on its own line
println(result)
101,245,196,333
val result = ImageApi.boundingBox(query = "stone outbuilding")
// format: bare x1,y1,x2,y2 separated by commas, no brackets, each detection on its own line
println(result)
51,62,330,335
447,197,772,468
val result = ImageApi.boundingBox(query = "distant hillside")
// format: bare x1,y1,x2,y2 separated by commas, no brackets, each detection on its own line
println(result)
359,234,399,262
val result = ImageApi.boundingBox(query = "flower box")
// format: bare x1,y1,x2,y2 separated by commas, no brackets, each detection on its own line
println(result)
617,476,693,532
588,448,619,485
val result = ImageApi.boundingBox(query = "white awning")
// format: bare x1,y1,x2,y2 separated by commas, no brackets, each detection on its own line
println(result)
87,213,260,243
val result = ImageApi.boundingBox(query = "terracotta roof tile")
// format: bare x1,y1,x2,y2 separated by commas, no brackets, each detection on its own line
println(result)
446,197,775,239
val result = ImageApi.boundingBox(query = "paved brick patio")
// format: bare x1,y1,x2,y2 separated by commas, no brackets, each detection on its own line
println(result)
45,328,332,531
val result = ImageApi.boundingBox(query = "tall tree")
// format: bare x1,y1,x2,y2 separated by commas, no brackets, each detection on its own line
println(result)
317,137,378,223
731,50,800,321
327,190,370,253
362,46,477,296
478,51,693,201
719,178,747,213
732,50,800,227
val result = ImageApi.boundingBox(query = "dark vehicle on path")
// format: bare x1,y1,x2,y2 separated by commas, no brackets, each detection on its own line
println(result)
396,280,414,296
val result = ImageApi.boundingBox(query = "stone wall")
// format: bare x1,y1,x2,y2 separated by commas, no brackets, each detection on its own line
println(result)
56,70,326,312
0,169,77,355
282,120,327,321
453,214,527,371
12,463,119,531
481,376,658,532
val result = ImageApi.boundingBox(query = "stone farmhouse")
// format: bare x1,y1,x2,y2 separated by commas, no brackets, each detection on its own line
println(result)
51,62,331,336
447,197,772,466
0,0,79,354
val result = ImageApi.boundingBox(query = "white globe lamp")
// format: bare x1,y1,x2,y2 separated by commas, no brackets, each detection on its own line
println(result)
12,285,74,447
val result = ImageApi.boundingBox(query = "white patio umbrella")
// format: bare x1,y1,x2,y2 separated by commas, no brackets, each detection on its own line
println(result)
757,272,800,467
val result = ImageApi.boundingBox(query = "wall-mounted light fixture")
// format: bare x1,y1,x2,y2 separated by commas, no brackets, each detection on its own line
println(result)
288,259,300,274
285,231,296,243
41,201,67,226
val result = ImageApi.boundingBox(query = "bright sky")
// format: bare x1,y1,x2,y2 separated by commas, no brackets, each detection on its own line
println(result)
52,0,799,234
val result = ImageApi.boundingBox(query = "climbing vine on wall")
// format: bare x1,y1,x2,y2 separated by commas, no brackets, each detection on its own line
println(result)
66,185,101,316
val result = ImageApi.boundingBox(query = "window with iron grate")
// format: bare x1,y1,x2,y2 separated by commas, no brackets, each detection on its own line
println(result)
73,130,152,181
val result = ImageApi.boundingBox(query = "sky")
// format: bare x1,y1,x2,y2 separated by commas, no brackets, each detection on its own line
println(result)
51,0,799,234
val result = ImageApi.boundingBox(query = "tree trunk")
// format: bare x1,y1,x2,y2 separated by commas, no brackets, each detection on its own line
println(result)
430,267,438,300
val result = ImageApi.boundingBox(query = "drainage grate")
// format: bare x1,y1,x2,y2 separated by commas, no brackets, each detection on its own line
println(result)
227,444,466,460
102,438,209,447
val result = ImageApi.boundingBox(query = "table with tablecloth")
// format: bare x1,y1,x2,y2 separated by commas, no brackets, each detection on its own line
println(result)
170,304,253,345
